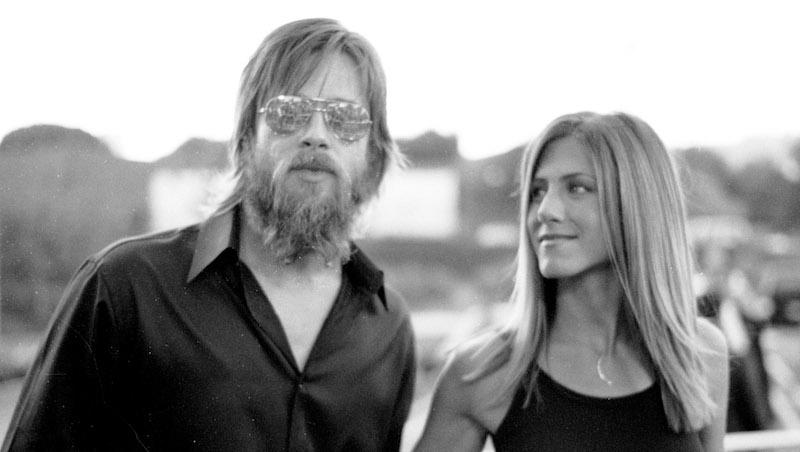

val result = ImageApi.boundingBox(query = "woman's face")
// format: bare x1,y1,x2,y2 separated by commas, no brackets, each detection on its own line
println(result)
527,136,610,279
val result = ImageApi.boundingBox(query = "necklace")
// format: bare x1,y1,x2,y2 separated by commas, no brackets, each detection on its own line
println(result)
596,355,613,386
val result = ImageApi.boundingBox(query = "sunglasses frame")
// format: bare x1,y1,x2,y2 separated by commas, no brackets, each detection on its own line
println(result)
258,95,372,142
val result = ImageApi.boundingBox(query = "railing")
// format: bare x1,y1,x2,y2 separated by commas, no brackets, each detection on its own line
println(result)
731,330,800,450
725,429,800,451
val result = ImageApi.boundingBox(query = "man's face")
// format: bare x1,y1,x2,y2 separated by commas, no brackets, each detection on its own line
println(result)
243,52,373,263
253,52,371,203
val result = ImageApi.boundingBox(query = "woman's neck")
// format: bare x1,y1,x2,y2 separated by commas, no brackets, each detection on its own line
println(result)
550,264,626,354
541,266,655,394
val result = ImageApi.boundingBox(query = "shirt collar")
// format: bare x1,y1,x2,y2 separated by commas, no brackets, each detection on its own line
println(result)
187,206,238,283
344,244,385,299
187,205,385,302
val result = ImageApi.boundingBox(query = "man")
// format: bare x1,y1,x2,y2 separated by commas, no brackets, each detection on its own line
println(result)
3,18,415,451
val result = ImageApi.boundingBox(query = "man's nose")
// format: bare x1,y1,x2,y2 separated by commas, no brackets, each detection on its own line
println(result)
299,111,331,149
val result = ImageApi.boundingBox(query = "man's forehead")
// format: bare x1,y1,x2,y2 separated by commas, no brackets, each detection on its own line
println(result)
294,53,367,104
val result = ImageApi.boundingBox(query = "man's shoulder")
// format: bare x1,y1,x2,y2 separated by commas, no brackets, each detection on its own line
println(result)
88,224,200,276
346,243,410,318
380,285,411,317
361,285,412,347
53,225,202,321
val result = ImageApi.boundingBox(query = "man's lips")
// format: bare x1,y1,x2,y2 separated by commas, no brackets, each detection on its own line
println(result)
291,165,334,174
290,155,337,174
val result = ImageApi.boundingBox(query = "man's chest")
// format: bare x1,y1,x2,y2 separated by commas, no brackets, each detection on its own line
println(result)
257,278,340,369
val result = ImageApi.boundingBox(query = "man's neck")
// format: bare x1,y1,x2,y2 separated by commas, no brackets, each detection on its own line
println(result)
239,219,343,284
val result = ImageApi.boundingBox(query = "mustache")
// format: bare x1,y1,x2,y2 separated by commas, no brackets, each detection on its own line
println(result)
289,152,341,175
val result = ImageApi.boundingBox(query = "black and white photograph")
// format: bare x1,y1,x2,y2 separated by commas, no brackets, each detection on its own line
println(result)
1,1,799,450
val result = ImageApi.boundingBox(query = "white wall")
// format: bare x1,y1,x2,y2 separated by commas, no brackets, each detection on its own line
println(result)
361,168,460,239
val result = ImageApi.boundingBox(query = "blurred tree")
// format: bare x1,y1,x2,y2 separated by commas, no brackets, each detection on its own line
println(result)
154,137,229,171
396,131,460,168
677,148,734,187
731,158,796,229
459,145,523,238
788,139,800,230
675,148,745,218
790,139,800,168
676,146,800,232
0,125,150,329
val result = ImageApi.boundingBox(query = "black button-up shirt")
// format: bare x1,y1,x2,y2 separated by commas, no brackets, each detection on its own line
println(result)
3,207,416,451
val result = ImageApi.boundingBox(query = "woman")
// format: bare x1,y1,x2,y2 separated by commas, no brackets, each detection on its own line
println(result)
414,112,729,451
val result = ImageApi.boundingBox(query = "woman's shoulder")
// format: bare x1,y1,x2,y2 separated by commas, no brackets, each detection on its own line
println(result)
442,330,511,387
437,330,515,427
415,331,513,451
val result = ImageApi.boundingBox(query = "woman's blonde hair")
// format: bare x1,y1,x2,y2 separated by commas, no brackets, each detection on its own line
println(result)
471,112,714,432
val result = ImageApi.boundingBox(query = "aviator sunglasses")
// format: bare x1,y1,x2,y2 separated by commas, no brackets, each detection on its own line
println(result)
258,95,372,142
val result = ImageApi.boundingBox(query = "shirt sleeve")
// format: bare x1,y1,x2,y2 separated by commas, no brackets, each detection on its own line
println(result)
2,258,133,451
384,311,417,452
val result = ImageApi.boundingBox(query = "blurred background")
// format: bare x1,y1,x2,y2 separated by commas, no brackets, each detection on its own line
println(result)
2,1,800,450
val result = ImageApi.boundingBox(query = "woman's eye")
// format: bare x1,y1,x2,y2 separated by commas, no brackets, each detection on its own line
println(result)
529,187,545,202
569,183,592,194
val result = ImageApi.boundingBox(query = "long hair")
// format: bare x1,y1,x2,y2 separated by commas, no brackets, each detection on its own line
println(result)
214,18,401,213
470,112,715,432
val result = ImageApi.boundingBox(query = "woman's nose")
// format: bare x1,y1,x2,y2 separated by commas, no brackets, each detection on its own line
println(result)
536,188,565,222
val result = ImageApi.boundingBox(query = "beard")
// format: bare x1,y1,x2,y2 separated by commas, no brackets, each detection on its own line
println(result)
242,150,371,265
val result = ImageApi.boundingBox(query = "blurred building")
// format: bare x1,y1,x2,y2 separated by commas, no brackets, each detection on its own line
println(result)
146,130,522,245
363,132,461,239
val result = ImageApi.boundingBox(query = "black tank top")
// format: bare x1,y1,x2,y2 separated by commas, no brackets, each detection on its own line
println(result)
492,372,704,451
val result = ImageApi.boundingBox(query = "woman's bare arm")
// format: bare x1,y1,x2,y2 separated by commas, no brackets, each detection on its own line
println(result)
414,349,491,452
697,317,730,452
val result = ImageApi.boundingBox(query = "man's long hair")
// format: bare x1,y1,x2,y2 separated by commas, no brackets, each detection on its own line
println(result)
468,112,716,432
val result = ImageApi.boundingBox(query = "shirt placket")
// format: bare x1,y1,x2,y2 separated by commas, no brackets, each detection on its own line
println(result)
237,264,327,451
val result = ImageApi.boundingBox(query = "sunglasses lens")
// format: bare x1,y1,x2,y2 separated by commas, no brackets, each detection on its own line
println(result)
326,101,372,142
263,95,371,141
265,96,310,134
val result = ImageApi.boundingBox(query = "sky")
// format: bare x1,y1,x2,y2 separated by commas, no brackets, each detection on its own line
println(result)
2,0,799,166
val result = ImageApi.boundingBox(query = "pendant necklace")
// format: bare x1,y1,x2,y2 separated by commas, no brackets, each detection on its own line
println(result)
596,355,613,386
